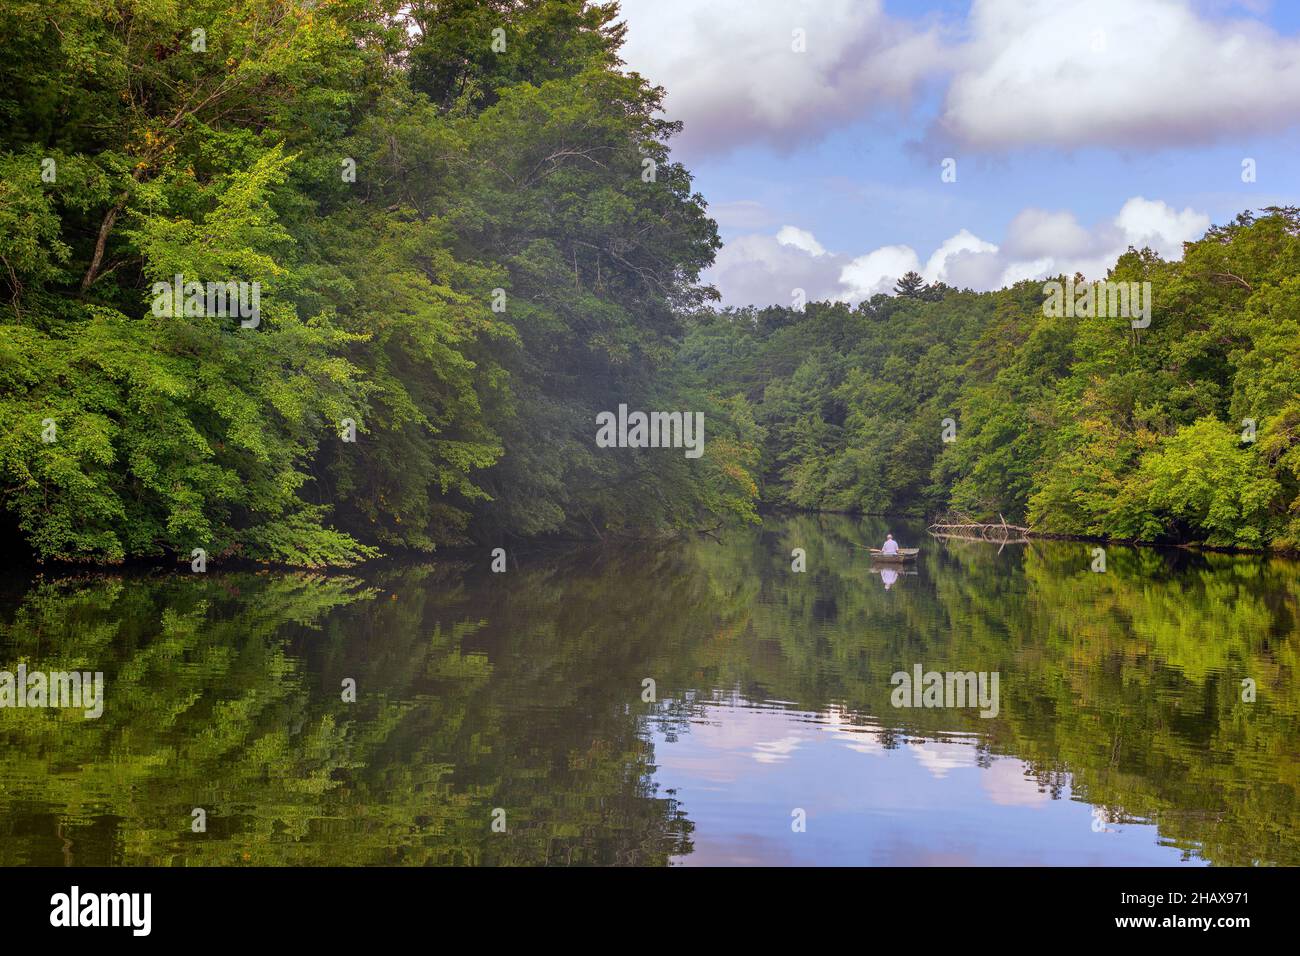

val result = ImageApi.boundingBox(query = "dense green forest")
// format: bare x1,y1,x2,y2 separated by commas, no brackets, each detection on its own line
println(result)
2,1,1298,566
680,212,1300,551
0,0,759,566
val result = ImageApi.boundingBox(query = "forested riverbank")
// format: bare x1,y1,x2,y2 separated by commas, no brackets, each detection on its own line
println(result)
3,3,1299,568
678,206,1300,553
0,1,760,567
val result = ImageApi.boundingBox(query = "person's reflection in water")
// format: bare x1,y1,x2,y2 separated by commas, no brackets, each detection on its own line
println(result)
879,567,898,591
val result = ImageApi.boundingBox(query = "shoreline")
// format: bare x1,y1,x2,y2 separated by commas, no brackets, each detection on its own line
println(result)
1,508,1293,577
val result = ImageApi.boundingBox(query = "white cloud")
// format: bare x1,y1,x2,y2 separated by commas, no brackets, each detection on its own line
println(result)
706,197,1209,306
1002,209,1093,260
614,0,943,157
616,0,1300,155
1114,197,1211,258
922,229,999,283
995,198,1209,283
707,232,847,308
998,257,1057,288
942,0,1300,149
839,245,921,299
776,225,828,257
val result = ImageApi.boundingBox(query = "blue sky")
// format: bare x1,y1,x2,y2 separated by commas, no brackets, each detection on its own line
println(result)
614,0,1300,305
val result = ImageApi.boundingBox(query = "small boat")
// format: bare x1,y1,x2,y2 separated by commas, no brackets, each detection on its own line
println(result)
867,547,919,562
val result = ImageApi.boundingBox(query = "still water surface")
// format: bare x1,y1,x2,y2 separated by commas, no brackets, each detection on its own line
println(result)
1,515,1296,866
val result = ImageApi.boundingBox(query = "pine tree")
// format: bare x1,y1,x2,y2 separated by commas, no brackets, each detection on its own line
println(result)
894,270,929,298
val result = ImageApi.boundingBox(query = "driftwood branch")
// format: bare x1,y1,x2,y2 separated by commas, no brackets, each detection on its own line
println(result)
927,515,1035,544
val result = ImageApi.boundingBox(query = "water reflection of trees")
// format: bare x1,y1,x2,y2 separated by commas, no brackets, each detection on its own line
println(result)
673,517,1300,866
0,554,696,866
1,517,1296,865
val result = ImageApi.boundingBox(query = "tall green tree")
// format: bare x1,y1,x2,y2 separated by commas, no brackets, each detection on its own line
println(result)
0,1,755,565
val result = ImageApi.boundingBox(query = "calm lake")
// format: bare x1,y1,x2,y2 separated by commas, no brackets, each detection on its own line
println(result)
1,514,1296,866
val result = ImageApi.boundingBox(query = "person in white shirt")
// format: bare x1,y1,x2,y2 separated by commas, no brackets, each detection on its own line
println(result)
882,534,899,555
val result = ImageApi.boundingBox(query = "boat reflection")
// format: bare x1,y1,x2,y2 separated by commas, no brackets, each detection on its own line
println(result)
869,565,918,590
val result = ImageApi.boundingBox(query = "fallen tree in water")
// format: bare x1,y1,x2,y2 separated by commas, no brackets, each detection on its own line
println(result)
927,514,1035,544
